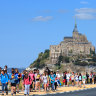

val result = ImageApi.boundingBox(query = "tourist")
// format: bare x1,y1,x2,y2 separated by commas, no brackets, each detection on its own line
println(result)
0,67,2,81
21,70,26,91
78,73,82,88
54,72,58,91
10,71,17,96
35,69,41,92
1,70,8,95
56,70,61,86
86,72,89,84
29,70,35,92
49,71,56,91
93,72,96,84
23,73,31,96
4,65,8,71
15,68,21,93
42,71,49,92
34,69,37,90
74,73,79,87
89,72,93,84
0,67,2,74
82,73,86,88
62,72,66,86
66,72,70,87
71,72,75,86
45,67,50,76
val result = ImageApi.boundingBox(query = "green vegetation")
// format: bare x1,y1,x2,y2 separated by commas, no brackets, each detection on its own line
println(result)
29,47,96,69
56,55,70,69
74,61,88,66
30,49,50,69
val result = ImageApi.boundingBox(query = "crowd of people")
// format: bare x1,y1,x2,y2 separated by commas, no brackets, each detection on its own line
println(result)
0,65,96,96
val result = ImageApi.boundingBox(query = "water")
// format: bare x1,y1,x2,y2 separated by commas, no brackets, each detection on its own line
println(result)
7,68,25,73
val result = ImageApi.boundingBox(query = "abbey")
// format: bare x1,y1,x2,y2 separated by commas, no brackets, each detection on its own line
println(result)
50,23,95,64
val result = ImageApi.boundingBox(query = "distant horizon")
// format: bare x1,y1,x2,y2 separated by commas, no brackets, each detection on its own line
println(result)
0,0,96,68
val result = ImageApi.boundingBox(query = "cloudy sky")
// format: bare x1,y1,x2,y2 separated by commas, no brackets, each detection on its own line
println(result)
0,0,96,68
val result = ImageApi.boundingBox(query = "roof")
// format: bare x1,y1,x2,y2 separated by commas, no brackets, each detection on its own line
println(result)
73,24,78,32
64,37,73,39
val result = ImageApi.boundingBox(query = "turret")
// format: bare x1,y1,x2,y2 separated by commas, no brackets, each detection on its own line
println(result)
73,21,79,38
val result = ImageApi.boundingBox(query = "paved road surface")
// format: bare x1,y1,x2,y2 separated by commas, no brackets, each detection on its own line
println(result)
0,85,96,96
39,88,96,96
0,88,96,96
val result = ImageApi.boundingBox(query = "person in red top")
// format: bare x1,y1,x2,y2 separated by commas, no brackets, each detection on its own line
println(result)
29,70,35,91
23,73,31,96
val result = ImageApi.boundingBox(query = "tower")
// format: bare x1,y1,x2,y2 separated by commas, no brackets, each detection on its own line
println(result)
73,20,79,38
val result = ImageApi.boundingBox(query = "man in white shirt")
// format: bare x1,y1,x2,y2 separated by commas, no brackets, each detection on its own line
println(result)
66,72,70,87
56,70,61,86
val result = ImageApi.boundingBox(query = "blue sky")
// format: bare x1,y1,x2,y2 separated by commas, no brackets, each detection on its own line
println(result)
0,0,96,68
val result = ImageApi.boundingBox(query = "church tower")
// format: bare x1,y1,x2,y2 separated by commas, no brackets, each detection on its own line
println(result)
73,20,79,38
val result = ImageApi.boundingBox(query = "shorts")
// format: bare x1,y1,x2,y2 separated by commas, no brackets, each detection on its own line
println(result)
36,79,40,83
72,80,74,82
16,80,20,84
67,79,69,82
75,80,78,82
83,80,85,84
11,83,16,87
43,82,47,84
79,80,82,82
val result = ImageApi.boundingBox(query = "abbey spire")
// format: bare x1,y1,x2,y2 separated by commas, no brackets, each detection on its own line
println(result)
73,20,78,32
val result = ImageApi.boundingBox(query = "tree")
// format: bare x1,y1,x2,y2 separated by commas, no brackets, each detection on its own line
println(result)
30,49,50,69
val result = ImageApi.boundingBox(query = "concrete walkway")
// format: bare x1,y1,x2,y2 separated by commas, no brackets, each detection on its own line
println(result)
0,84,96,96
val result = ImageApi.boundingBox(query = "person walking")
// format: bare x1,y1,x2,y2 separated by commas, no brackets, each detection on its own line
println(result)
10,71,17,96
74,73,79,87
1,70,8,95
62,72,66,86
82,73,86,88
71,72,75,86
35,70,41,92
79,73,82,88
23,73,31,96
49,71,56,91
42,71,49,92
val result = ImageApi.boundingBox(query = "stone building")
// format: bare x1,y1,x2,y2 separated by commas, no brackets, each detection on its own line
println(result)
50,23,95,64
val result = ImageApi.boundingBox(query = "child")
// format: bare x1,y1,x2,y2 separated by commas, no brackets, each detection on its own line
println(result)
42,71,48,92
1,70,8,95
71,72,75,86
21,70,26,91
62,72,66,86
66,72,70,87
35,70,41,92
23,73,31,96
10,71,17,96
79,73,82,88
75,73,79,87
49,71,56,91
54,76,58,91
82,73,86,88
15,68,21,93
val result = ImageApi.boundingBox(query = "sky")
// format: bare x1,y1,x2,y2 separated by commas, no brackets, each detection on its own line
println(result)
0,0,96,68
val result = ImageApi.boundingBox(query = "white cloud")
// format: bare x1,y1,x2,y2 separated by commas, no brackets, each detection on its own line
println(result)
80,1,88,4
75,8,96,13
75,13,96,20
74,8,96,20
32,16,53,21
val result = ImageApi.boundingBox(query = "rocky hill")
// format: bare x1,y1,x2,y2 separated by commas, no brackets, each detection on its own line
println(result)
29,49,50,69
29,49,96,72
